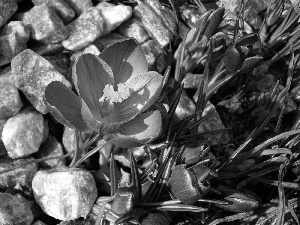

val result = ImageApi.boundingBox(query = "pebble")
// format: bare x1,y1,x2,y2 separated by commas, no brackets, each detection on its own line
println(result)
22,4,68,44
2,110,48,159
32,167,97,220
0,157,38,191
140,39,163,69
11,49,71,114
174,90,196,121
62,7,104,51
32,0,75,24
0,0,18,28
0,192,33,225
0,118,8,156
0,21,30,66
64,0,93,17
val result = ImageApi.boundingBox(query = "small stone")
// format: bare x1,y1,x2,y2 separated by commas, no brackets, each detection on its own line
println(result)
117,18,150,44
32,0,75,24
62,7,104,51
0,81,23,119
198,102,230,146
0,118,8,156
0,157,38,191
0,193,33,225
12,49,71,114
182,73,204,89
0,0,18,28
133,2,172,48
0,21,30,66
34,135,65,168
64,0,93,17
93,33,123,51
62,127,77,163
96,2,132,36
140,40,163,69
23,4,68,44
32,167,98,221
174,90,196,121
2,110,47,159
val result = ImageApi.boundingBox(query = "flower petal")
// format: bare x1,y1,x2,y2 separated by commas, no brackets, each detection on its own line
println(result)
101,71,163,125
45,81,91,132
73,53,114,120
104,110,162,148
99,38,148,88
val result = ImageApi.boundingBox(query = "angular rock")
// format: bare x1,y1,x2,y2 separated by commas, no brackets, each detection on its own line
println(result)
140,40,163,69
32,167,98,220
0,0,18,28
117,18,150,44
23,4,68,44
198,102,230,146
30,42,64,56
32,0,75,24
96,2,132,35
34,135,65,168
0,81,23,119
93,33,123,51
2,110,48,159
62,7,104,51
174,90,196,121
182,73,204,89
133,2,172,48
11,49,71,114
0,157,38,191
64,0,93,17
0,118,8,156
0,21,30,66
0,193,33,225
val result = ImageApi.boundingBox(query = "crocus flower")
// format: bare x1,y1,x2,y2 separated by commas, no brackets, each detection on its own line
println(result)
44,38,163,148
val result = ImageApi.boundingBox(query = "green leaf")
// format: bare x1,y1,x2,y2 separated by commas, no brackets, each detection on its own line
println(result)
73,53,114,120
100,38,148,89
45,81,91,132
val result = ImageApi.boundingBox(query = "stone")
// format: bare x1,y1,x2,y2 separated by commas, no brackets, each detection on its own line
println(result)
32,0,75,24
0,0,18,28
117,18,150,44
11,49,71,114
0,21,30,66
0,81,23,119
2,110,48,159
23,4,68,44
182,73,204,89
133,2,172,48
0,118,8,156
140,40,163,69
32,167,98,220
0,193,33,225
93,33,123,51
64,0,93,17
34,135,65,168
96,2,132,35
198,102,230,146
0,157,38,191
30,42,64,56
62,7,104,51
32,221,47,225
174,90,196,121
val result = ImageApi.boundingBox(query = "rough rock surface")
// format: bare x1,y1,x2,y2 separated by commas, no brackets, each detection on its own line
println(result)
11,49,71,114
64,0,93,16
0,192,33,225
2,110,47,159
32,167,98,220
0,0,18,28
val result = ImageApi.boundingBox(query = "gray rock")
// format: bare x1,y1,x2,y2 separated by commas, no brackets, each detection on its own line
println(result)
0,80,23,119
0,157,38,191
117,18,150,44
11,49,71,114
43,53,70,76
23,4,68,44
30,42,64,56
93,33,123,51
174,90,196,121
140,40,163,69
62,7,104,51
0,193,33,225
0,0,18,28
133,2,172,48
0,21,30,66
0,118,8,156
182,73,204,89
2,110,47,159
64,0,93,17
96,2,132,36
35,135,65,168
32,221,48,225
32,167,98,220
32,0,75,24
